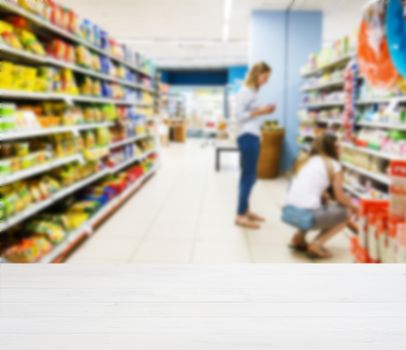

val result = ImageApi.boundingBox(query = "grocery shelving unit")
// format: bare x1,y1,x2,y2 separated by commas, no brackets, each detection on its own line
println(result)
298,49,354,151
299,33,406,263
0,164,160,264
341,161,391,186
299,45,399,198
0,0,161,263
301,79,344,92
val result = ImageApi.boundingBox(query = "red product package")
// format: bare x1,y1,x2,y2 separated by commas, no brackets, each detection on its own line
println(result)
50,2,63,28
47,39,65,60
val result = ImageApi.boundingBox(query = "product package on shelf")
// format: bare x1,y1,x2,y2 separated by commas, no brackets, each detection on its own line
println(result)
301,33,356,75
350,200,390,263
349,161,406,263
389,161,406,262
342,61,358,142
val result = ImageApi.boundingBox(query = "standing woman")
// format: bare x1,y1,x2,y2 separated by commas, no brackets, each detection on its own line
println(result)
235,62,276,229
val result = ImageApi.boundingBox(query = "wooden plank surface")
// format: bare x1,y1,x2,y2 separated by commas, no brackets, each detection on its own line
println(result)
0,265,405,349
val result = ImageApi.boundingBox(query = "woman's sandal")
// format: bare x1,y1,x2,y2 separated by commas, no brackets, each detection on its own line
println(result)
289,243,308,252
307,245,332,259
235,217,261,229
247,212,266,222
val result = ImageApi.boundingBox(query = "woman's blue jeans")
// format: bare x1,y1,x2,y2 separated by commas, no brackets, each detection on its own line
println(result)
237,134,260,215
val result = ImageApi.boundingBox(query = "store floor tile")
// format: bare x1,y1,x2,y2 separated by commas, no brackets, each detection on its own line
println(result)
67,140,353,264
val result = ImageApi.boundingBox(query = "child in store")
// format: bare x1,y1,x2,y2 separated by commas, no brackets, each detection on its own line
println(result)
282,134,357,259
235,62,276,229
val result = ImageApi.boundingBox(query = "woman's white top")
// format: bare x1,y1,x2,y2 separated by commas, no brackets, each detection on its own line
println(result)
285,156,342,209
235,86,261,137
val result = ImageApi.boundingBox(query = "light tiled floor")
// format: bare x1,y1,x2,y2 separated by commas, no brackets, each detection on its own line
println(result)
67,141,353,264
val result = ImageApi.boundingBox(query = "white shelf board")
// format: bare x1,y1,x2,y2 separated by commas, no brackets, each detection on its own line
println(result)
301,79,345,92
304,101,345,109
0,0,153,78
357,96,406,105
0,90,142,106
341,161,391,186
0,154,82,187
110,134,150,149
0,122,114,141
357,121,406,131
301,53,354,77
109,149,156,174
317,117,343,125
344,184,368,199
340,142,400,161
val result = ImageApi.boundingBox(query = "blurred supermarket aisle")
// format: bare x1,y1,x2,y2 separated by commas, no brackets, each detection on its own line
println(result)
68,141,352,263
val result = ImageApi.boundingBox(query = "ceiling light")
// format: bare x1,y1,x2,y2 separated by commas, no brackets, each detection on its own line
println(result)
222,0,233,42
224,0,233,22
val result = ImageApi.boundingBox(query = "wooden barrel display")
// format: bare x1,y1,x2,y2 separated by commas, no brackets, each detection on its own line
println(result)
257,129,285,179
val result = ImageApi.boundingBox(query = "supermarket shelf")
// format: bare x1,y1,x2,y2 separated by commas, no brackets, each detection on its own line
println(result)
0,0,153,78
357,121,406,130
301,79,345,92
356,96,406,105
110,149,157,174
0,90,142,106
304,101,345,109
344,184,367,199
317,117,343,125
0,154,82,187
0,122,115,142
0,163,160,262
0,169,110,233
0,44,156,94
75,122,115,131
89,164,159,229
298,132,315,139
110,134,151,149
301,53,354,77
39,225,90,264
340,142,400,161
38,165,159,263
341,161,391,186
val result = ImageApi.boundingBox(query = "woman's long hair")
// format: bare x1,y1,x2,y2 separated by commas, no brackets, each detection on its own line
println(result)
245,62,272,90
293,134,339,175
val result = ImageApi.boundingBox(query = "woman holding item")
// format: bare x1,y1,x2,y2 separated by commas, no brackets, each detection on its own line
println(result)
235,62,276,229
282,134,357,259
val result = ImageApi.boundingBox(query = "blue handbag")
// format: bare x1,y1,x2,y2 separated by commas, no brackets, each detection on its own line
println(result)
281,205,315,231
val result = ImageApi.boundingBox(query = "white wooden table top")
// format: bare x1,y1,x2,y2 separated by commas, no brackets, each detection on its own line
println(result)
0,264,405,349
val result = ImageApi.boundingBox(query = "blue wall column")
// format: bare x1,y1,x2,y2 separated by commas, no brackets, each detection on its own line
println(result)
249,10,322,172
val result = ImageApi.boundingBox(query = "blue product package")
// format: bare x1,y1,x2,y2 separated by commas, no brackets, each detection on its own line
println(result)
101,81,111,98
80,19,91,42
101,30,109,50
386,0,406,77
100,56,110,74
91,24,100,47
